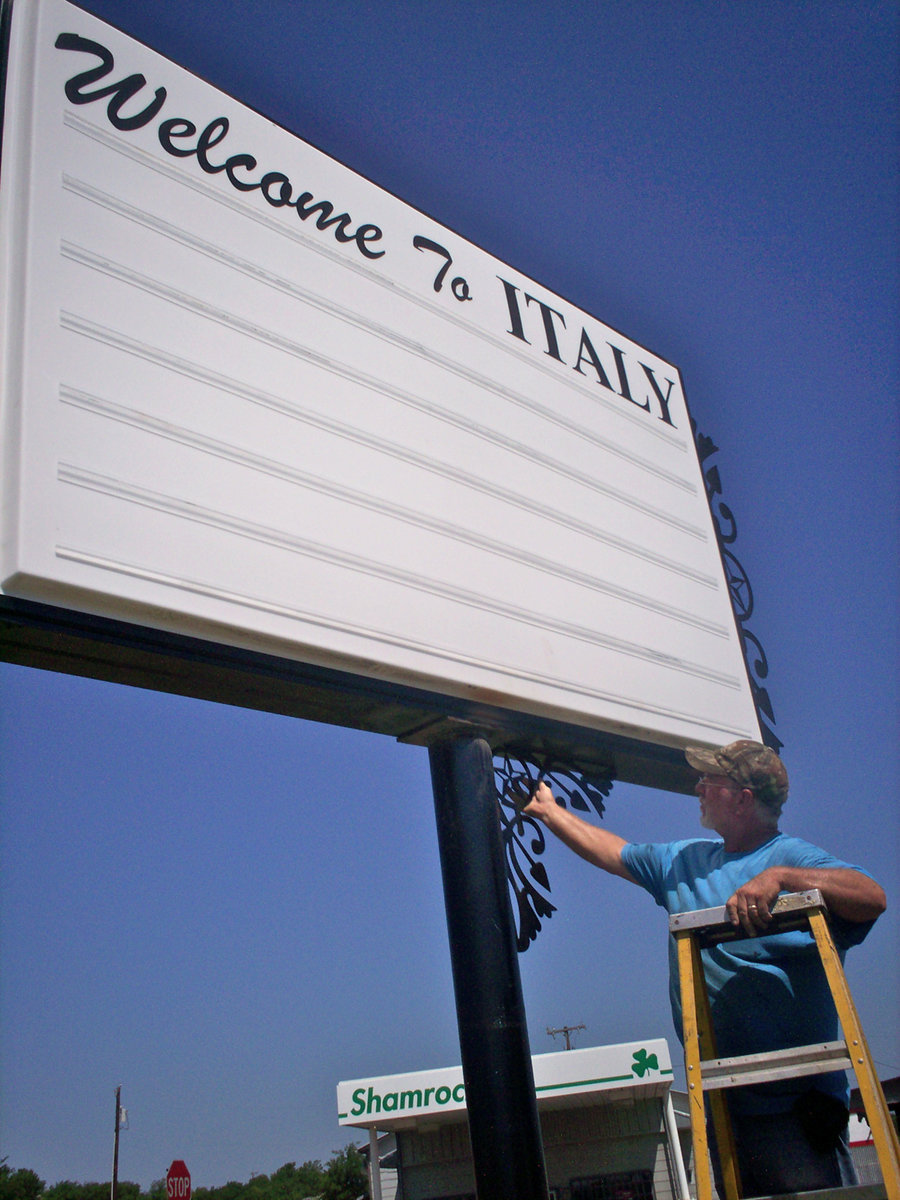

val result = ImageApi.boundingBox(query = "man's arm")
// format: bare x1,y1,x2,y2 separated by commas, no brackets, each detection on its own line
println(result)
524,781,638,882
727,865,887,936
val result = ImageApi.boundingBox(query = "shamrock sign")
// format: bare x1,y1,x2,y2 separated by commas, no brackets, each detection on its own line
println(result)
631,1048,659,1077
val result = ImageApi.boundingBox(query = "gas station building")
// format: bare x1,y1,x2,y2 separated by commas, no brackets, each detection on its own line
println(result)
338,1039,691,1200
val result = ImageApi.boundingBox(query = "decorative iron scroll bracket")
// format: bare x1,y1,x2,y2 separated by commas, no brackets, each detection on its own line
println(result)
693,421,781,753
495,751,615,951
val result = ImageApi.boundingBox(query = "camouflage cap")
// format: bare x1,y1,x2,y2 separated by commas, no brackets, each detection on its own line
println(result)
685,739,789,810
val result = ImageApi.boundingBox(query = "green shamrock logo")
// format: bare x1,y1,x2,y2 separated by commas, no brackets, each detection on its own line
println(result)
631,1048,659,1077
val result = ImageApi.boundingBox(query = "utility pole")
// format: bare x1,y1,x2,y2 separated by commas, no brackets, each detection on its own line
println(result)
547,1023,585,1051
111,1085,122,1200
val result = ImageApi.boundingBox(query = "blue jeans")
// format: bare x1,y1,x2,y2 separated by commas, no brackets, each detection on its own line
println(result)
709,1107,857,1196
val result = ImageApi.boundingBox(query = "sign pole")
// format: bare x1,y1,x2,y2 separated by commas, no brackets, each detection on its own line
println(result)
429,734,549,1200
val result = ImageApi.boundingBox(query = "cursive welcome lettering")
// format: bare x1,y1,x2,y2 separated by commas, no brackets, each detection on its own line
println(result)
56,32,167,130
55,33,385,259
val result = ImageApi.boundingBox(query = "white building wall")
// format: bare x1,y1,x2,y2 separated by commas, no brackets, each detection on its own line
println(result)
396,1098,679,1200
397,1121,474,1200
540,1102,674,1200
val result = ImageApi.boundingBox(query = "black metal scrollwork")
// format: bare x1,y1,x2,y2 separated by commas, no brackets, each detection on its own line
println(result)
495,752,615,951
693,422,781,752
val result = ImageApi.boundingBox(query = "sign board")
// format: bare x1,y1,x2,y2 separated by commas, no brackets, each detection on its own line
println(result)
166,1161,191,1200
337,1038,673,1129
0,0,762,755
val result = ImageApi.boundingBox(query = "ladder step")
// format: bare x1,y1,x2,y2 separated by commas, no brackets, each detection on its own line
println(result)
699,1041,852,1090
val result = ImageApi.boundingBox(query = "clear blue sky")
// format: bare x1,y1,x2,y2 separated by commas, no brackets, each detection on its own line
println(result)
2,0,898,1189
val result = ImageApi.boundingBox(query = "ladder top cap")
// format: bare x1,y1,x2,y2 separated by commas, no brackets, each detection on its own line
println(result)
669,889,826,934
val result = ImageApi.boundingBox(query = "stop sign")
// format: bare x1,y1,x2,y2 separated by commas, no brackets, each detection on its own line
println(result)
166,1161,191,1200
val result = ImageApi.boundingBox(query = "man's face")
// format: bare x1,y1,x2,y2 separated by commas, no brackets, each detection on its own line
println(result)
695,774,743,831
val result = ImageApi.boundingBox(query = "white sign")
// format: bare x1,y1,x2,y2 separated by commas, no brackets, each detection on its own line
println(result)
0,0,762,750
337,1039,673,1128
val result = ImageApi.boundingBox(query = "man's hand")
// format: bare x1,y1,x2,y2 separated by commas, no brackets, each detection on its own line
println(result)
520,780,636,880
725,865,886,935
726,868,783,936
522,779,557,819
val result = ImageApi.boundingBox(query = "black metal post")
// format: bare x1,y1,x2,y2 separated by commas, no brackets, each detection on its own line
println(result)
429,734,549,1200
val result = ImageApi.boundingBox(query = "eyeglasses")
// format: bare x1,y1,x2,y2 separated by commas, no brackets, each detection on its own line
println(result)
696,776,742,791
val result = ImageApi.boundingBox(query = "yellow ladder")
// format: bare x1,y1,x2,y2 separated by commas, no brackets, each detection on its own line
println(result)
669,889,900,1200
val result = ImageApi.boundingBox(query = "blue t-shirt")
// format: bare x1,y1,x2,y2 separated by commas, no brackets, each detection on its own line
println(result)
620,832,877,1114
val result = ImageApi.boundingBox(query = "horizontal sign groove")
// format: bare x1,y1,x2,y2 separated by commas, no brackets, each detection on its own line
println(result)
59,244,706,540
62,171,695,494
59,312,717,587
57,463,742,691
64,110,688,452
59,385,729,639
52,537,746,736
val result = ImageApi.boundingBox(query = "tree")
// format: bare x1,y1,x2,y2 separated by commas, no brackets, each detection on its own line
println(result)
0,1163,45,1200
268,1162,326,1200
193,1182,249,1200
44,1183,141,1200
0,1148,366,1200
320,1147,368,1200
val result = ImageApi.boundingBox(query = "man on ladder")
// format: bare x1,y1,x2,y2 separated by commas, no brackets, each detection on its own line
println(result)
524,739,887,1196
